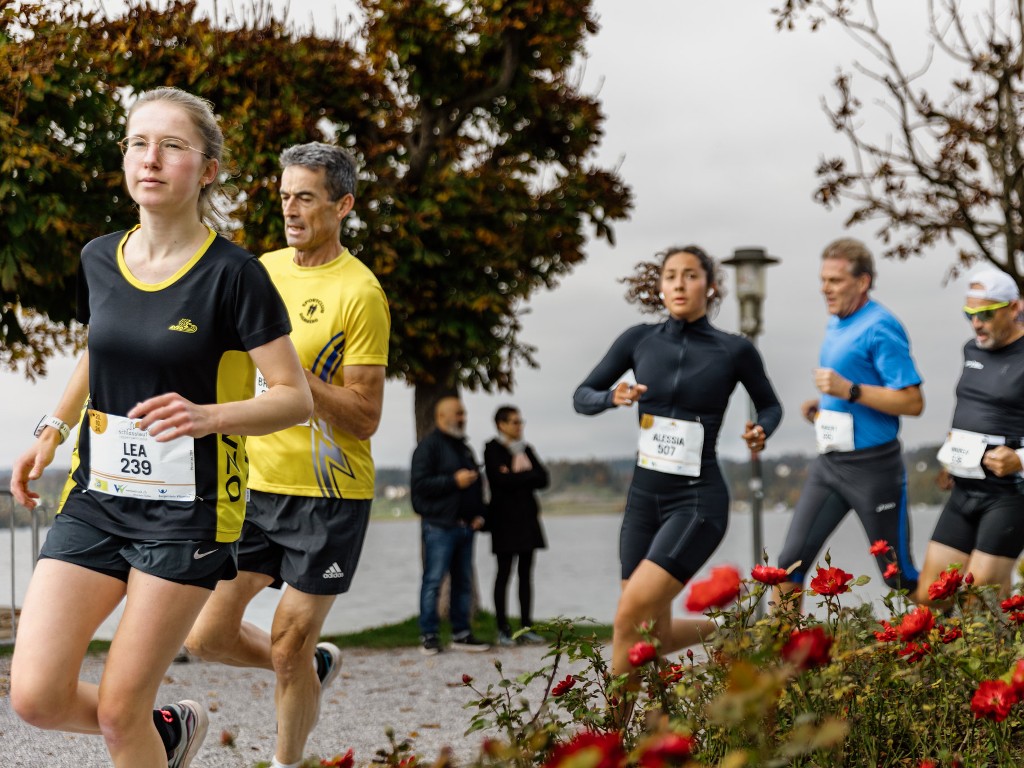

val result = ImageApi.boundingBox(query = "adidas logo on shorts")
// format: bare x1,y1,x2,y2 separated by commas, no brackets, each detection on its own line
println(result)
322,562,345,579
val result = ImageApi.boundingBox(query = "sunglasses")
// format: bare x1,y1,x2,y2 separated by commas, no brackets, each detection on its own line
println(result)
963,301,1010,322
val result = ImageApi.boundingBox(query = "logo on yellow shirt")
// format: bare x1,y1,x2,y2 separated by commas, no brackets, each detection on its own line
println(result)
300,298,326,324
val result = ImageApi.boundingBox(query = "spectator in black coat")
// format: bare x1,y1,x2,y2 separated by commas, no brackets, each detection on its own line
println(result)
484,405,549,645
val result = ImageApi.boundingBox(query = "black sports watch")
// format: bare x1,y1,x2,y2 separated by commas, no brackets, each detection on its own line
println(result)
847,383,862,403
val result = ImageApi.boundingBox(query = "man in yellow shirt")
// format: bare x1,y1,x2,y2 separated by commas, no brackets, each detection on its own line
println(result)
185,143,390,768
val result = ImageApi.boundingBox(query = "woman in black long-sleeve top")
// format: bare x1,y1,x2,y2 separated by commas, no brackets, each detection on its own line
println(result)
574,244,783,690
484,406,549,645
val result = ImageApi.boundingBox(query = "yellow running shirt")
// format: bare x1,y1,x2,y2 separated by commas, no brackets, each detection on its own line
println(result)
247,247,390,499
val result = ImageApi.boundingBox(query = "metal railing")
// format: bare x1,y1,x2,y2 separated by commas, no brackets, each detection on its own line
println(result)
2,490,46,644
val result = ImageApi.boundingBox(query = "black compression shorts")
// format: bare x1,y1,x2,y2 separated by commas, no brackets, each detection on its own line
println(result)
930,483,1024,559
619,480,729,583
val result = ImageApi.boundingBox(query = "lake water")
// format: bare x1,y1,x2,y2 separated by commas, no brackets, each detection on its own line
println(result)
0,505,943,641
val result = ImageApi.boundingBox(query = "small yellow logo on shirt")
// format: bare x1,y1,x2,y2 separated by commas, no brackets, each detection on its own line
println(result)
169,319,198,333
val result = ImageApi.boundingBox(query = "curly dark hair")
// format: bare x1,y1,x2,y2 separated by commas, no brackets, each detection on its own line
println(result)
620,244,726,316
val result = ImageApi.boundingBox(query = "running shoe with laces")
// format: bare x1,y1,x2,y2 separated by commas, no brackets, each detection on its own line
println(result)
313,641,343,726
162,699,208,768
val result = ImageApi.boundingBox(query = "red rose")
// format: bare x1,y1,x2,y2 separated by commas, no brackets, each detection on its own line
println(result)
898,606,935,642
782,626,832,670
637,733,697,767
462,674,473,685
660,664,684,685
551,675,576,697
628,641,658,667
684,565,741,612
874,620,897,643
919,761,937,768
1001,594,1024,612
939,625,963,644
1011,659,1024,697
883,563,899,580
971,679,1018,722
545,730,626,768
869,539,889,556
965,572,975,585
321,748,355,768
927,568,963,601
1010,612,1024,625
897,641,931,664
751,564,789,585
809,566,854,596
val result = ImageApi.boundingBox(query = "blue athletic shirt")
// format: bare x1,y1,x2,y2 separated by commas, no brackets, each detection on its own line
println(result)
818,299,922,449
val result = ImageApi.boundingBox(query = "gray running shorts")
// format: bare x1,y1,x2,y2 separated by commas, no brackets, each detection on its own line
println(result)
39,512,238,590
237,490,371,595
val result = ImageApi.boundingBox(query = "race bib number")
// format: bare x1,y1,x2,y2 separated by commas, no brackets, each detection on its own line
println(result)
87,410,196,501
937,429,988,480
815,409,855,454
637,414,703,477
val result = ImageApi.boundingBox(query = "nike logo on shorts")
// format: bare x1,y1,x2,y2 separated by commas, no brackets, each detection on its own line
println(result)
193,548,219,560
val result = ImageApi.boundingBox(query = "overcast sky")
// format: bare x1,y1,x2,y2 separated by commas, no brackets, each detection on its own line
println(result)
2,1,983,473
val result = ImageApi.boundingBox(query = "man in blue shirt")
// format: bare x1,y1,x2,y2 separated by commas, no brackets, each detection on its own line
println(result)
777,238,924,602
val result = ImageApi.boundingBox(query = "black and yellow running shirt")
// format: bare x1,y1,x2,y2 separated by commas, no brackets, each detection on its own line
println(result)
59,226,292,543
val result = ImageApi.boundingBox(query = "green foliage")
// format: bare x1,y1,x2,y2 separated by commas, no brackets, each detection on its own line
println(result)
1,0,633,425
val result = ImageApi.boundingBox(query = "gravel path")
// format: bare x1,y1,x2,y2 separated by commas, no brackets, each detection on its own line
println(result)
0,644,560,767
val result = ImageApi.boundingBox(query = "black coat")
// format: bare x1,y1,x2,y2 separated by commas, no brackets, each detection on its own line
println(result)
411,428,486,526
483,439,548,553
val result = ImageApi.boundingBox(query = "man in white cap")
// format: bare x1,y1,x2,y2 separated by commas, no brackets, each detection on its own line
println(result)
916,267,1024,604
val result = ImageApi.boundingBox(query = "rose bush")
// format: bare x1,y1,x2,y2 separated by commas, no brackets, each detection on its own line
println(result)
307,548,1024,767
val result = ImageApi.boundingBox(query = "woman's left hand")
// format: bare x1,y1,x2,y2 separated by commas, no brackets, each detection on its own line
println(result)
741,421,766,453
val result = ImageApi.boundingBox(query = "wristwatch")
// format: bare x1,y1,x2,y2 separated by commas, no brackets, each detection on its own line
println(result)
34,415,71,444
847,383,862,403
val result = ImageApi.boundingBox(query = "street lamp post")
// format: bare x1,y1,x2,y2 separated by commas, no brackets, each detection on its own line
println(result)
722,247,779,615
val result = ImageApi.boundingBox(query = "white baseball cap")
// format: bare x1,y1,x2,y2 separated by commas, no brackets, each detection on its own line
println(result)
966,267,1020,303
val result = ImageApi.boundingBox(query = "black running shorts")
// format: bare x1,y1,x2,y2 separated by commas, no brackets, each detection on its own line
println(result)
39,512,237,589
619,481,729,583
237,490,371,595
930,483,1024,559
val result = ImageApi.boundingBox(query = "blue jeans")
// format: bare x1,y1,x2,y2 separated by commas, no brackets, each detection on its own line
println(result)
419,521,475,637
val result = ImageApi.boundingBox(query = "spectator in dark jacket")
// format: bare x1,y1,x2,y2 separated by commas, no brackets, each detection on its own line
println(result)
484,406,549,646
411,395,489,655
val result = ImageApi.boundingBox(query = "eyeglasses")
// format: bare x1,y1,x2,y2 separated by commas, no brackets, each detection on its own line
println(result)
963,301,1010,322
118,136,211,165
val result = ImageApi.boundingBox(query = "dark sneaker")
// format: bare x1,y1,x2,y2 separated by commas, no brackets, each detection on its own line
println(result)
519,630,546,645
163,700,208,768
451,632,490,652
313,642,342,726
420,634,442,656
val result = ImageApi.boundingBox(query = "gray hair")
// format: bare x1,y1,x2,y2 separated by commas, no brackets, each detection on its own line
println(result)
126,87,228,227
280,142,357,201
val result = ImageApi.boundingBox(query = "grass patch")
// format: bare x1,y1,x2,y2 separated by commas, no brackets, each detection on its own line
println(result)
324,611,612,650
